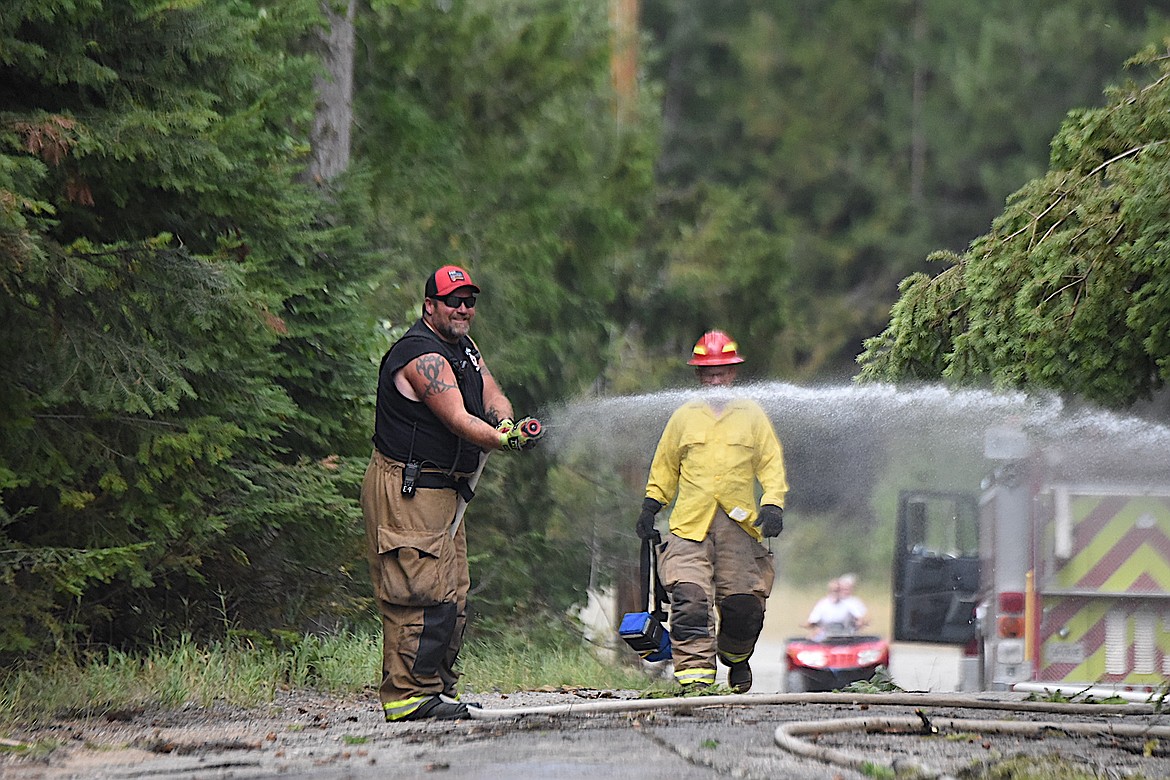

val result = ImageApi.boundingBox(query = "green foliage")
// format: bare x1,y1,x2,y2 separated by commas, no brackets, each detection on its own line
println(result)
353,0,660,622
0,626,669,723
961,754,1160,780
358,0,657,406
1023,686,1128,706
641,0,1170,378
1153,680,1169,714
0,0,377,659
781,512,887,584
859,762,896,780
460,625,666,695
7,0,1169,670
0,630,382,720
859,44,1170,409
840,665,902,694
624,182,793,386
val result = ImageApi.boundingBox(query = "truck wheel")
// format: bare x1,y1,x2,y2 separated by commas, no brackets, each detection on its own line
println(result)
786,670,807,693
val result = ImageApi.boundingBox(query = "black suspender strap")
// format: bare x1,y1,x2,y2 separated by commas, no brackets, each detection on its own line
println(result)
640,532,668,622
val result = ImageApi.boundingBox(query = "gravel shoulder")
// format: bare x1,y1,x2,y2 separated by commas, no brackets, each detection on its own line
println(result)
4,688,1170,779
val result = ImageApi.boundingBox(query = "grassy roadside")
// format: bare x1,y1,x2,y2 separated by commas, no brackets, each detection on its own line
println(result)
0,580,887,724
0,628,664,724
1,628,1154,780
0,631,375,722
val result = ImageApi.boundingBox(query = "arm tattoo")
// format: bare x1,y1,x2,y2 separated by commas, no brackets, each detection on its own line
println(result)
485,408,502,426
415,354,457,399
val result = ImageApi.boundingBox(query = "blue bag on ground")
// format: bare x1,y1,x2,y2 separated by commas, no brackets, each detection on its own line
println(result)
619,533,672,661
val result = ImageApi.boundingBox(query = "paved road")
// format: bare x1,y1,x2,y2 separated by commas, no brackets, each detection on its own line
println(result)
10,688,1170,780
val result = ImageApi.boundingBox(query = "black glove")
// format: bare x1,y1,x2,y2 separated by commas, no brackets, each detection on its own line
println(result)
754,505,784,538
635,498,663,540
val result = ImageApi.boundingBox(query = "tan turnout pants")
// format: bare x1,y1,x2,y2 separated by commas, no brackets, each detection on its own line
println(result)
658,508,776,684
361,451,472,717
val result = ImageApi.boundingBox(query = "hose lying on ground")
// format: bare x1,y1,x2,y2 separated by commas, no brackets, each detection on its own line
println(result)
774,715,1170,780
466,690,1157,720
467,691,1166,777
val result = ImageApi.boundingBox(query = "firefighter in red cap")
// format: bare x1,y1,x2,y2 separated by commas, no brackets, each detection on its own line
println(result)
636,330,788,693
362,265,543,721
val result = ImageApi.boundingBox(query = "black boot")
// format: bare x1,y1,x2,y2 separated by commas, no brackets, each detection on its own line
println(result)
398,695,469,721
727,660,752,693
440,693,481,710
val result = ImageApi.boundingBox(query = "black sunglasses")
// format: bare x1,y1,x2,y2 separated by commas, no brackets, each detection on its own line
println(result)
433,294,477,309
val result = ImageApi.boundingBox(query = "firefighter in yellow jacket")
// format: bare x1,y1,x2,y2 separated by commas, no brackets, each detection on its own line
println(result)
636,330,788,693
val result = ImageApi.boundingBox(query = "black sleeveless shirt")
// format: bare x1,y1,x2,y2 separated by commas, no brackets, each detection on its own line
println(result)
372,320,488,473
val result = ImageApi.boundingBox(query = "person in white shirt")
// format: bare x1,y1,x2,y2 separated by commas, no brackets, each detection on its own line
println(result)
804,574,869,640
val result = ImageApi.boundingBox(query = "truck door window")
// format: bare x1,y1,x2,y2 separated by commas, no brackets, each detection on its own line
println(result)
893,491,980,644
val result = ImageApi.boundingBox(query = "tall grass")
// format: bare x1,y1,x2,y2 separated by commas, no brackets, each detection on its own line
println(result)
1,582,895,726
0,631,381,724
460,634,669,694
0,628,661,724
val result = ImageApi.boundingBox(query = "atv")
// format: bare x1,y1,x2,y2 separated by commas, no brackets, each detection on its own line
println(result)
783,623,889,693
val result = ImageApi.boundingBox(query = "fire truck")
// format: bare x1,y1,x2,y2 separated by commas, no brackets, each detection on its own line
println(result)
892,423,1170,694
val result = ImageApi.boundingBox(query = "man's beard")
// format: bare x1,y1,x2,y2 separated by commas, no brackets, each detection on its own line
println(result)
434,318,469,342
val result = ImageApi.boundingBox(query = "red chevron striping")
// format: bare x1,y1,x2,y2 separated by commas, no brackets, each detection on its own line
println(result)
1129,572,1164,591
1039,600,1106,656
1073,530,1170,589
1042,598,1085,629
1072,495,1130,548
1039,662,1078,681
1072,612,1105,657
1036,494,1170,681
1038,637,1110,680
1040,597,1170,677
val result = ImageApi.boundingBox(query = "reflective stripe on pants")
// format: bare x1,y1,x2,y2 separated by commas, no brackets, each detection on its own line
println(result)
362,451,472,707
659,508,775,675
675,667,716,687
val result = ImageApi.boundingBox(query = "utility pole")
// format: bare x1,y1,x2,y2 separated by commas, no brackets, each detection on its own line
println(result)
609,0,638,122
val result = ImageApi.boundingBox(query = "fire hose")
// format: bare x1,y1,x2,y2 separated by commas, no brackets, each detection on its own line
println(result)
466,690,1158,719
774,714,1170,780
449,417,543,538
449,452,487,539
467,691,1169,777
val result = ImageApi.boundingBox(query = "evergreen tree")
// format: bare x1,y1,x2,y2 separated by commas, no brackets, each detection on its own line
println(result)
0,0,378,656
858,44,1170,409
639,0,1170,378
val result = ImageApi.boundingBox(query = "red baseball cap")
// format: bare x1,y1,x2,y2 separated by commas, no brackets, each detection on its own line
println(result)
425,265,480,298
